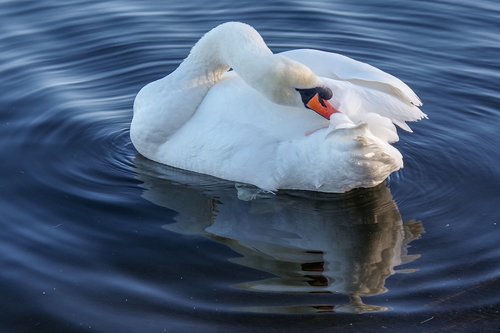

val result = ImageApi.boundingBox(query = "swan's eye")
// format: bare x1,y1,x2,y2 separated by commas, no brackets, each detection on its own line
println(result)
296,87,332,105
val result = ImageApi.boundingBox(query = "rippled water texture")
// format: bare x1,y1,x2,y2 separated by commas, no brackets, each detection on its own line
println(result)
1,0,499,332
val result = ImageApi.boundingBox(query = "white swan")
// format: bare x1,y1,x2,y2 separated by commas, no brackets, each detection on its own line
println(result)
131,22,425,193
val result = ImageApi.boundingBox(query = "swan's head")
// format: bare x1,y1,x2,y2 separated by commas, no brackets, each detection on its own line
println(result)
256,55,338,119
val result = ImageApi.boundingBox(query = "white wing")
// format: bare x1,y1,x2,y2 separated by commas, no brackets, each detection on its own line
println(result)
281,49,426,131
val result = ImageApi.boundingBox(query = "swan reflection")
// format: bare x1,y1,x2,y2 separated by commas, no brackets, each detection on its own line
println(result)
135,156,423,314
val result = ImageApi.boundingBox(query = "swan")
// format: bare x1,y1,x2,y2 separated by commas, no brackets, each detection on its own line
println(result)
131,22,425,193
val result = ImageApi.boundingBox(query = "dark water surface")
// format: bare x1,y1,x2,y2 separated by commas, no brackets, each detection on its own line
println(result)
1,0,499,332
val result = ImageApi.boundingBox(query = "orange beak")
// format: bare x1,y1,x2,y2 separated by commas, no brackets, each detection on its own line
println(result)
306,93,337,120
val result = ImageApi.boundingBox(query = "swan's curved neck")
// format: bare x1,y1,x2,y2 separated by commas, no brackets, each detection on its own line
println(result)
175,22,273,87
131,23,273,158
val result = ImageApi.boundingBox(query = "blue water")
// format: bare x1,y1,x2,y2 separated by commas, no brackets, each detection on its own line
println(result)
1,0,499,332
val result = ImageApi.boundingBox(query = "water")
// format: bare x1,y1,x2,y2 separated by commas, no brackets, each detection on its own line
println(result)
1,0,499,332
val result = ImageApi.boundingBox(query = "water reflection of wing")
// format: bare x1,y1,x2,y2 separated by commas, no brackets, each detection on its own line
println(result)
135,156,423,313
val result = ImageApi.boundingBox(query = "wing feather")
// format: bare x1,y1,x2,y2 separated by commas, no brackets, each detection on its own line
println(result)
281,49,426,131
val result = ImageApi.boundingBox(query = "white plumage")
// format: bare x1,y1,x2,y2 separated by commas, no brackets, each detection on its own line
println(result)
131,22,425,193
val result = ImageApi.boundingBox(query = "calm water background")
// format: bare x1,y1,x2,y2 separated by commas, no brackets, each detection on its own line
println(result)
1,0,499,332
